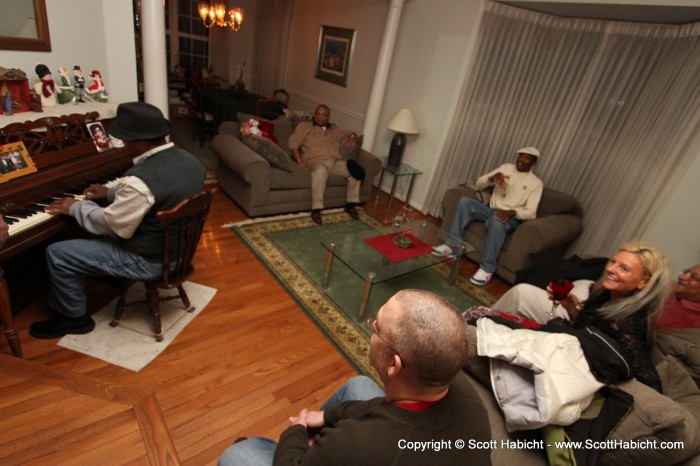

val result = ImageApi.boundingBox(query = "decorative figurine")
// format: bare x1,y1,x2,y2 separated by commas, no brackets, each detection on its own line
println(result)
239,118,280,145
73,65,86,102
392,204,417,248
56,66,77,104
85,69,108,102
29,89,43,112
34,64,57,108
2,85,13,116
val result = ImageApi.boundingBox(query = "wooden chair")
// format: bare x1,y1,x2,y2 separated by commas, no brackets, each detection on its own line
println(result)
110,191,213,341
256,88,289,120
189,84,217,147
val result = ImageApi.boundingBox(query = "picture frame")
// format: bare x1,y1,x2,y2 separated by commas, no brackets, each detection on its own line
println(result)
0,141,37,183
315,25,356,87
87,121,113,153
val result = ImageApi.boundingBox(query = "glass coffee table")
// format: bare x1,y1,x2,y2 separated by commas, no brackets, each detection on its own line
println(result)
321,220,472,319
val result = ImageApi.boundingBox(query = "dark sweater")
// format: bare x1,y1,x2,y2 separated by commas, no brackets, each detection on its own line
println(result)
124,146,206,257
574,290,662,392
273,375,492,465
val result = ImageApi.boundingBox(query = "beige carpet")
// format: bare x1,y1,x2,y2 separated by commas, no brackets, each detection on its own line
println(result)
58,281,217,371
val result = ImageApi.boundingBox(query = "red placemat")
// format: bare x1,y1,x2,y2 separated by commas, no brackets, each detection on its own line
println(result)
364,232,435,263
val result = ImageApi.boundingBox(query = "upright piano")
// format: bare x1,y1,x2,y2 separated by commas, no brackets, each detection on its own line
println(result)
0,111,136,357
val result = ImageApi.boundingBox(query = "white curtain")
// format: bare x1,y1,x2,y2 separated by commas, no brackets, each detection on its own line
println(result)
424,1,700,258
250,0,293,96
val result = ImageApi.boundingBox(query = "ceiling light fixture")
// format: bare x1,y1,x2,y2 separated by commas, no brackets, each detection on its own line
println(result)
198,2,243,31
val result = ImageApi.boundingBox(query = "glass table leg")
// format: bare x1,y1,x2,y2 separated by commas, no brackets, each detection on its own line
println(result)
358,272,376,320
322,242,336,288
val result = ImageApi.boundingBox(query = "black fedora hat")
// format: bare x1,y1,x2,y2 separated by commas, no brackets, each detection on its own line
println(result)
108,102,172,141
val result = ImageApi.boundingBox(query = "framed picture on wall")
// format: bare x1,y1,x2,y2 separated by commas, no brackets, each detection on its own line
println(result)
315,25,356,87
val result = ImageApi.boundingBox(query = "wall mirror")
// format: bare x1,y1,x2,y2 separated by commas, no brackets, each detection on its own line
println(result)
0,0,51,52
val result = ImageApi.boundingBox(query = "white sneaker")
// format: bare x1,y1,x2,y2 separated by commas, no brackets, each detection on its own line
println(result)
432,244,456,258
469,268,493,286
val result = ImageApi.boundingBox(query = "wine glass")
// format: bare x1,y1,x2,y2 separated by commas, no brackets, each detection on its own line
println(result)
548,278,574,317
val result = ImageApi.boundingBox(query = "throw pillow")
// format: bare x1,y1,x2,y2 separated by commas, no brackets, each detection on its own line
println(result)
237,112,293,154
240,135,292,172
340,134,364,160
652,329,700,384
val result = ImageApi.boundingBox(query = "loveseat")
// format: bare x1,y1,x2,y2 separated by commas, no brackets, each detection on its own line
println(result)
211,113,382,217
462,326,700,465
441,185,583,284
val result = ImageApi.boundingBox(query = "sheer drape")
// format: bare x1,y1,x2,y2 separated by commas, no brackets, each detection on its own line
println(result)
250,0,293,96
424,1,700,257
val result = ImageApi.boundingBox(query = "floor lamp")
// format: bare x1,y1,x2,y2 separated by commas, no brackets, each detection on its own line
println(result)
386,108,420,167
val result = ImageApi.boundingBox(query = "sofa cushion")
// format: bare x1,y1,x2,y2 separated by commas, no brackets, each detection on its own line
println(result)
270,163,311,190
601,356,700,465
240,135,292,172
236,112,294,154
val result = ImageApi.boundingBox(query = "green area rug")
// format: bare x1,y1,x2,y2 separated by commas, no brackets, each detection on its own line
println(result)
230,210,496,376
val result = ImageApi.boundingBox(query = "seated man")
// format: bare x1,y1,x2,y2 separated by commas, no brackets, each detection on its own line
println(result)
438,147,543,286
29,102,206,339
288,104,361,225
218,290,492,465
656,265,700,329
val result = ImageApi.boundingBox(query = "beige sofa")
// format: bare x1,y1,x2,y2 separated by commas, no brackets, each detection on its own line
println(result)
441,185,584,283
211,115,382,217
463,326,700,465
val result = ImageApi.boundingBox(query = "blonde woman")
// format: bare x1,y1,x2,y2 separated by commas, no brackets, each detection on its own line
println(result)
493,241,673,391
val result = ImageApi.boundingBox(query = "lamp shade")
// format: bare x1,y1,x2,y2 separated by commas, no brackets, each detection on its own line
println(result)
386,108,419,135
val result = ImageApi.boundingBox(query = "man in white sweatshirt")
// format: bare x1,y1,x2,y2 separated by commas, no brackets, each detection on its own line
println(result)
438,147,543,286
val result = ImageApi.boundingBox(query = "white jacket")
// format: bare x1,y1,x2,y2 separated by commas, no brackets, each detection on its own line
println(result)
477,318,604,432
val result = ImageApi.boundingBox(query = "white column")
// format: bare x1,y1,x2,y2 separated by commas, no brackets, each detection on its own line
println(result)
141,0,169,117
361,0,406,151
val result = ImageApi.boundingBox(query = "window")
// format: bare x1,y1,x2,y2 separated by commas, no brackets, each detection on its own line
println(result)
166,0,209,72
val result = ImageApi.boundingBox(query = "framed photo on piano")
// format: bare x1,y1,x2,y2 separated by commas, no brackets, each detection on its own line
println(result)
87,121,113,153
0,141,37,183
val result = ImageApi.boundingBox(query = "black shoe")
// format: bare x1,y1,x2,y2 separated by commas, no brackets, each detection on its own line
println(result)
311,210,323,225
29,314,96,339
344,205,360,220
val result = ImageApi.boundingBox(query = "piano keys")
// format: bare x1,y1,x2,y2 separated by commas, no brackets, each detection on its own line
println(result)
4,177,121,239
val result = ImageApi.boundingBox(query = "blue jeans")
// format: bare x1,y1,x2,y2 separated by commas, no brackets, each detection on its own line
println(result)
46,237,162,318
217,376,385,466
448,197,521,273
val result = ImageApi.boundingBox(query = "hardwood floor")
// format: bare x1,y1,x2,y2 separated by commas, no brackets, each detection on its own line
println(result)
0,185,510,465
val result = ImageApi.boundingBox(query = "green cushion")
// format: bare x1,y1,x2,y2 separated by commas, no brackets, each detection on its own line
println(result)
240,135,292,172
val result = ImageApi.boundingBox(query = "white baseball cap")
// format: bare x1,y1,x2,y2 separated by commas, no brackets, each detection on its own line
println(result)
516,146,540,158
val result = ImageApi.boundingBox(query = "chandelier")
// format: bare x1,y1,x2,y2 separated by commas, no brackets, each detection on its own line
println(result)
197,2,243,31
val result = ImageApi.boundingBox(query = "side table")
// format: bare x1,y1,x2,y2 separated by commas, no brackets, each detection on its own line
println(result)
374,158,422,211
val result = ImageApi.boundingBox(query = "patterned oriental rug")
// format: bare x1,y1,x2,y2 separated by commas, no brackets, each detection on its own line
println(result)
229,210,496,376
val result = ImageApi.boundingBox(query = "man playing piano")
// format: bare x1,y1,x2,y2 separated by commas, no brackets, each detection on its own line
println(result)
29,102,206,339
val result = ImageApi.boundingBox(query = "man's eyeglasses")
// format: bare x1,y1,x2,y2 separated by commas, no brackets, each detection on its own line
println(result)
364,315,405,368
681,270,700,282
